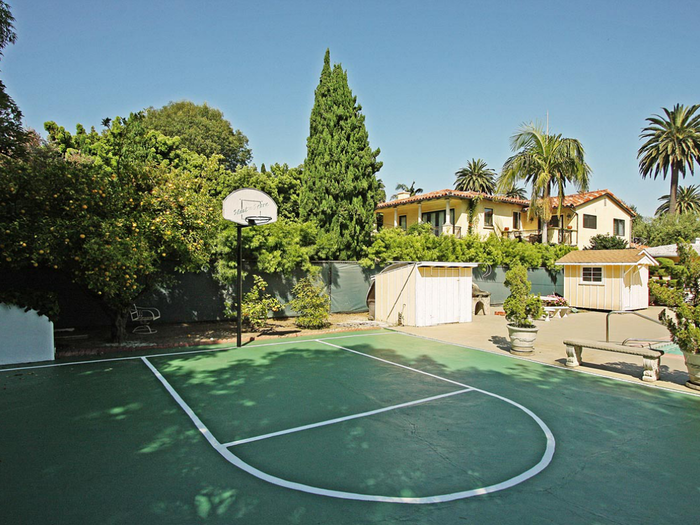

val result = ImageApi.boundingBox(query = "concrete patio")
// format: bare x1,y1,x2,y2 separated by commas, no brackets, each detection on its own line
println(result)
395,306,696,395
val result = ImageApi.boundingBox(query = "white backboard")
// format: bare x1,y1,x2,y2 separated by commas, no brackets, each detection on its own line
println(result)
222,188,278,226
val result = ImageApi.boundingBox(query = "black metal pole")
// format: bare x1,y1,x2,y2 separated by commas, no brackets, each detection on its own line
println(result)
237,224,242,348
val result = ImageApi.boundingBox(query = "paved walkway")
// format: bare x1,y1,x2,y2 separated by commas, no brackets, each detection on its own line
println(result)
395,306,696,395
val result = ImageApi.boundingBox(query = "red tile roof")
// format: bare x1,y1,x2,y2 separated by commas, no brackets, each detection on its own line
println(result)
377,188,636,217
376,189,529,209
548,189,635,216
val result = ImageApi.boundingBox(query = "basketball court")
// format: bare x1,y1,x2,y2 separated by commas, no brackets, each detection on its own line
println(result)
1,329,698,523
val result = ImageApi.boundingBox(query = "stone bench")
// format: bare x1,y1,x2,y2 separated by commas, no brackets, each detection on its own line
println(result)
543,306,570,321
564,339,664,382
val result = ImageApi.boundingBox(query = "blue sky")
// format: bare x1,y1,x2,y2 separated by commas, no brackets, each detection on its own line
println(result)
4,0,699,217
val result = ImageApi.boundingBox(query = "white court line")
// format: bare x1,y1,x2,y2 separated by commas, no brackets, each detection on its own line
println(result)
142,346,556,504
221,388,472,447
0,330,394,373
316,340,473,389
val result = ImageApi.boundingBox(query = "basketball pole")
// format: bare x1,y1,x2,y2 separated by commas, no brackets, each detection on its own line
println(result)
237,223,242,348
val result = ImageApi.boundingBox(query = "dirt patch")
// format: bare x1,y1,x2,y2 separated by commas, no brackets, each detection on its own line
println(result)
55,313,385,357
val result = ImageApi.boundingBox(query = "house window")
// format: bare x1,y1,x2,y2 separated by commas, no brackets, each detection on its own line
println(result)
421,210,454,235
549,215,561,228
512,211,520,230
399,215,407,230
376,213,384,229
614,219,625,236
583,214,597,229
484,208,494,228
582,267,603,283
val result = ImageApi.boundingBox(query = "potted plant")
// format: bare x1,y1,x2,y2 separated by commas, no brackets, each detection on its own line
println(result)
650,242,700,390
503,264,544,355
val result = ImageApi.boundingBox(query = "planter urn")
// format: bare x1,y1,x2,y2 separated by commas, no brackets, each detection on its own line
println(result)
682,351,700,391
507,324,539,355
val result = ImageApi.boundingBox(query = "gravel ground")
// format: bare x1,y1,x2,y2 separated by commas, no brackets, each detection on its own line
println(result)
55,313,386,357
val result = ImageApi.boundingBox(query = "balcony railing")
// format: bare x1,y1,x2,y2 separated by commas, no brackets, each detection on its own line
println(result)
502,228,576,245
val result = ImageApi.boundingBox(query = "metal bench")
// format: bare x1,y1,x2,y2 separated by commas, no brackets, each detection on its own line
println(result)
564,339,664,382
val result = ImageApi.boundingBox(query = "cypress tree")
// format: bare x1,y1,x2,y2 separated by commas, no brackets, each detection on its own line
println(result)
301,49,382,260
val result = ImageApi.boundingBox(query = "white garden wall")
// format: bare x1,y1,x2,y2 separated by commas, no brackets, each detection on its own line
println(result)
0,304,54,365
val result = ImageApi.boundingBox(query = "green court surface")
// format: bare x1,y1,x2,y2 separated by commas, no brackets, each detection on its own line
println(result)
1,330,699,524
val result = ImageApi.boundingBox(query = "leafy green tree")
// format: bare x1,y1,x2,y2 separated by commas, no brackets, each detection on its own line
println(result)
632,213,700,247
390,181,423,200
586,234,629,250
214,218,321,286
655,185,700,216
143,100,252,171
639,104,700,216
0,115,221,342
455,159,496,194
360,227,575,270
301,49,383,260
0,1,25,158
499,123,590,244
214,163,303,219
0,1,15,55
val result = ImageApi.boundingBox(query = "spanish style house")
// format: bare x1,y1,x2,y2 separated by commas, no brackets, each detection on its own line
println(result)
375,188,635,250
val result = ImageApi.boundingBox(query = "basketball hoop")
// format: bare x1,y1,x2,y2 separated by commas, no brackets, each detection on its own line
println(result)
223,188,278,227
245,215,272,226
221,188,279,349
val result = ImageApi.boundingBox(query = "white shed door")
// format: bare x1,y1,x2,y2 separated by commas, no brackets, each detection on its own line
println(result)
622,266,646,310
416,267,472,326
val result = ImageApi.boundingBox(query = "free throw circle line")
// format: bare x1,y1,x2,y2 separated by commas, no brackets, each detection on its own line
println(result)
143,343,556,504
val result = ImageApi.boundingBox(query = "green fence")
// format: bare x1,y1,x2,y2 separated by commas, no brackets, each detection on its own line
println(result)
473,266,563,304
53,262,563,328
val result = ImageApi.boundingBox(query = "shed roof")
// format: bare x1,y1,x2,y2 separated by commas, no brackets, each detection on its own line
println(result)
380,261,478,272
556,249,657,266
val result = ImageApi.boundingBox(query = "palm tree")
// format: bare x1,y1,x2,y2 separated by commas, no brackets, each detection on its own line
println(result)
655,184,700,216
498,123,590,244
638,104,700,216
454,158,496,193
499,180,528,200
390,181,423,200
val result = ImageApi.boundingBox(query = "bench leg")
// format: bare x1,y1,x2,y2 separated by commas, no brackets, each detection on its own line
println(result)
642,356,660,382
566,344,582,367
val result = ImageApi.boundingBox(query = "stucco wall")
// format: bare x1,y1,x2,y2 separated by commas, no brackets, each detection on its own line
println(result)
574,198,631,249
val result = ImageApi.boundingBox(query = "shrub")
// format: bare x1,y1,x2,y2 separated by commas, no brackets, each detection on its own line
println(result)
289,277,330,329
586,234,628,250
231,275,283,330
503,265,543,328
649,242,700,354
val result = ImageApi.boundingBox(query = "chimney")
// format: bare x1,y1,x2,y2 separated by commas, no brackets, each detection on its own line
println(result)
396,191,410,200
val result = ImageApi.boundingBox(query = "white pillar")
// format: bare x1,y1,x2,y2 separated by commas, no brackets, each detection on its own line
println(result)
418,203,422,223
394,207,398,228
445,200,451,225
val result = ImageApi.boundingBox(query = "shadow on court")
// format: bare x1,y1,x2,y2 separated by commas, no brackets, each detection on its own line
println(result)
1,331,699,524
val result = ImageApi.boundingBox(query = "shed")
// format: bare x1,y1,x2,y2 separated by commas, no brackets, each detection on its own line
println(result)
372,261,478,326
556,249,658,311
